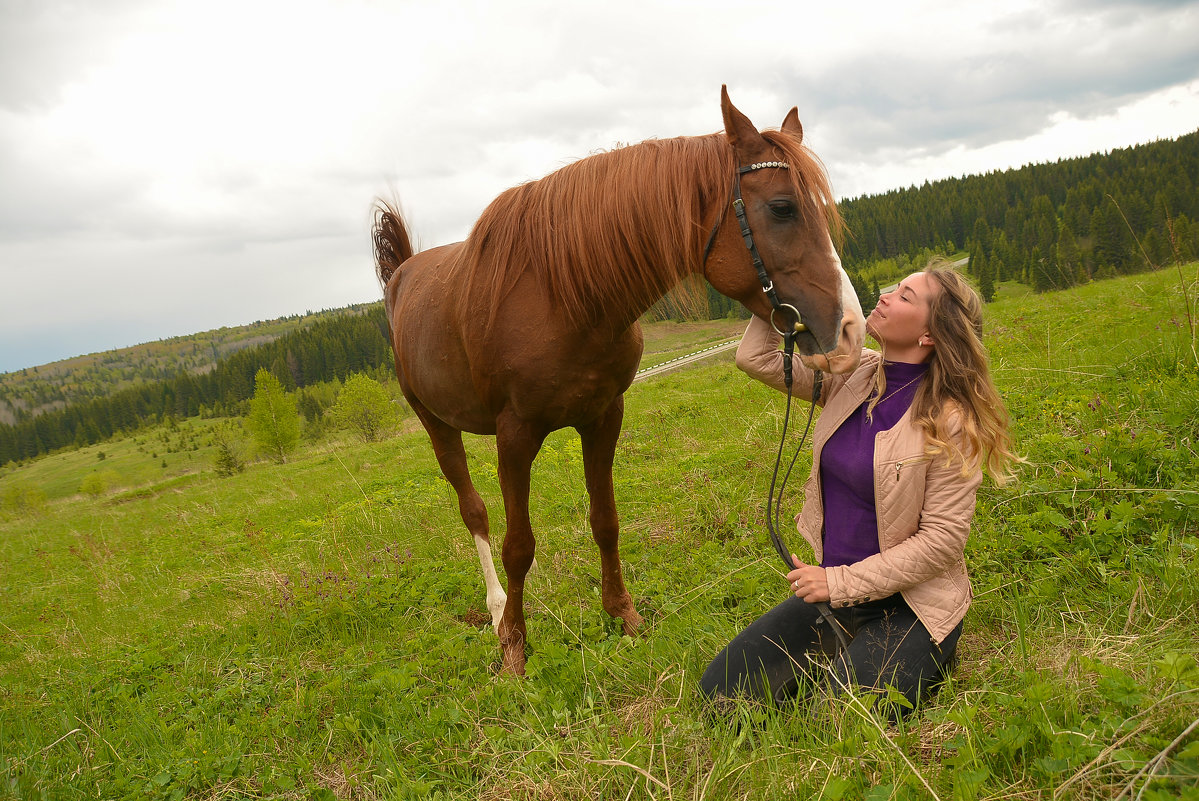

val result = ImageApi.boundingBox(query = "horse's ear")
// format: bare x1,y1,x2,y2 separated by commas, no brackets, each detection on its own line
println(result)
721,85,767,152
781,107,803,143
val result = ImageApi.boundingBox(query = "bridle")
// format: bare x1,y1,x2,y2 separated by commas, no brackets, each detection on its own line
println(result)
703,158,850,649
703,160,808,338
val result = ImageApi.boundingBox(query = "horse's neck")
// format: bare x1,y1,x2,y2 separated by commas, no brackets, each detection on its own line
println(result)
594,275,702,337
587,228,711,333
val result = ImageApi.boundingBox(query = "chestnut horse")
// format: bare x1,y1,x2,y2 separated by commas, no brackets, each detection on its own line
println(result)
373,88,865,674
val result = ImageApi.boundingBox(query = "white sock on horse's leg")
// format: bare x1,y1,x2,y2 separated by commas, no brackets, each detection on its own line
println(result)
473,534,507,630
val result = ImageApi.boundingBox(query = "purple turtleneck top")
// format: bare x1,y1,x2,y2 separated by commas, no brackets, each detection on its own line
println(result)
819,359,929,568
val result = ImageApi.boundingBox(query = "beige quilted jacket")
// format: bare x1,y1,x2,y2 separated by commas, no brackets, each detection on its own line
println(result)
736,318,982,643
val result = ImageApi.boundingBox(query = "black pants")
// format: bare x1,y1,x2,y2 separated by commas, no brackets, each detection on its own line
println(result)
699,593,960,720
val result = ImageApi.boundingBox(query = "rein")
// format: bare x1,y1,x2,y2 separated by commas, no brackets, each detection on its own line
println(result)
706,159,851,649
768,333,848,649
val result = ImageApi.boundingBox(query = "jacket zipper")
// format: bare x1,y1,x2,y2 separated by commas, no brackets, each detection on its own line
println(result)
895,458,927,478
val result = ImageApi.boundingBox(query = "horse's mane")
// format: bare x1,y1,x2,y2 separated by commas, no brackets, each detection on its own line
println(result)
455,129,842,328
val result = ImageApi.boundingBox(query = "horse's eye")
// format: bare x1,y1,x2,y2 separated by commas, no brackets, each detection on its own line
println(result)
768,200,798,220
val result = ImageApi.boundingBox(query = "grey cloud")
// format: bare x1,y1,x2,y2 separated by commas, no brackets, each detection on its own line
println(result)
770,2,1199,163
0,0,146,112
1048,0,1199,12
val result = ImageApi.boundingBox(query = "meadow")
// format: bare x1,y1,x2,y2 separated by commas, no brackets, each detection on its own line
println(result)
1,268,1197,800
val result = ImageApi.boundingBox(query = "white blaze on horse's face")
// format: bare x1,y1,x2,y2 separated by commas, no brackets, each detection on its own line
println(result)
798,263,866,374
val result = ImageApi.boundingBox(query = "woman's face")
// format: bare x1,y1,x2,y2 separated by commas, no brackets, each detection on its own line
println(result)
866,272,938,356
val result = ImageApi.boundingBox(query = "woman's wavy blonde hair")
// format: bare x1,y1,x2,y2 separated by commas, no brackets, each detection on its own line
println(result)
872,258,1020,484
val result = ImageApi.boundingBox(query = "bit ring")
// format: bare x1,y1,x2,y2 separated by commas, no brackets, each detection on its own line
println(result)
770,303,807,336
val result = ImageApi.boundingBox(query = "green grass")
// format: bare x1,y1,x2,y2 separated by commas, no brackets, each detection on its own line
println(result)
4,417,226,502
2,268,1198,800
635,318,747,370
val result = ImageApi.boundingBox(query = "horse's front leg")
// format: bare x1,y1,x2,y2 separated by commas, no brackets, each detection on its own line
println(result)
495,412,547,675
578,396,643,636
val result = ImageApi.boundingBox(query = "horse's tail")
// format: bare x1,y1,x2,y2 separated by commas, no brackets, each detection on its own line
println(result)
372,200,415,290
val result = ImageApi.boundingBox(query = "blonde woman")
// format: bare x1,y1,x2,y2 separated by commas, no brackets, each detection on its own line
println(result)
701,260,1018,718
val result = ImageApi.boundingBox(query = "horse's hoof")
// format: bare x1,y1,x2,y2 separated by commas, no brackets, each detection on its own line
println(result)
501,645,526,676
621,610,645,637
498,626,527,675
489,608,505,632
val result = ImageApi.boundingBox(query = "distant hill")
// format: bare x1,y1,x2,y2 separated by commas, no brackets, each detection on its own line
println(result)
0,305,377,426
0,305,393,464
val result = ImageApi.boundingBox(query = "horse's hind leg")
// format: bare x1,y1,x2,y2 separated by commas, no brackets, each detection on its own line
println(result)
578,396,644,636
410,404,507,630
495,412,547,675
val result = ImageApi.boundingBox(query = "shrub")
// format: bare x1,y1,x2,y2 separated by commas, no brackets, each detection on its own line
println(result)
0,479,46,516
330,373,399,442
211,424,246,477
80,469,120,497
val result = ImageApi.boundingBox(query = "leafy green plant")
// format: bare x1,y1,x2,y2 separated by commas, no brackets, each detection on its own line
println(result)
329,372,399,442
79,467,120,496
0,478,45,516
210,421,246,477
246,368,300,463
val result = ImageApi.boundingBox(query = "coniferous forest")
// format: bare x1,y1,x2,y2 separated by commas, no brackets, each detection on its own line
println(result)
838,129,1199,299
2,128,1197,466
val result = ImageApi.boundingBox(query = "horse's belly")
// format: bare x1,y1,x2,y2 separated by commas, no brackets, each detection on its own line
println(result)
480,312,642,429
399,347,497,434
502,362,632,425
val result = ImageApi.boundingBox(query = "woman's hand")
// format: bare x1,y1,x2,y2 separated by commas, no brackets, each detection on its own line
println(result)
787,555,830,603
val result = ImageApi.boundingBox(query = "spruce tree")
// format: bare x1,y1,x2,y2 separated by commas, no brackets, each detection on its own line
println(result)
977,250,995,303
1056,221,1082,286
212,423,246,476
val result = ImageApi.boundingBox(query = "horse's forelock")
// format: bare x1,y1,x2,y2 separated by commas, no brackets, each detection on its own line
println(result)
760,130,844,249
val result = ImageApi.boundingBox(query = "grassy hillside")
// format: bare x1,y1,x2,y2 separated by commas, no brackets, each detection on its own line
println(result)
0,305,377,426
1,268,1197,799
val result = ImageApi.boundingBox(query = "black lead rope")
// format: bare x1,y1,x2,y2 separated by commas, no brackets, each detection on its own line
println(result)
766,333,850,649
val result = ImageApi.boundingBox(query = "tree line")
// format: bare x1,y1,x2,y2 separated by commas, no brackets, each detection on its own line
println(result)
837,129,1199,299
0,310,394,465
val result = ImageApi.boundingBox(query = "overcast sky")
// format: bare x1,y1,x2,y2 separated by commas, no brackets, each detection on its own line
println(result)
2,0,1197,374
